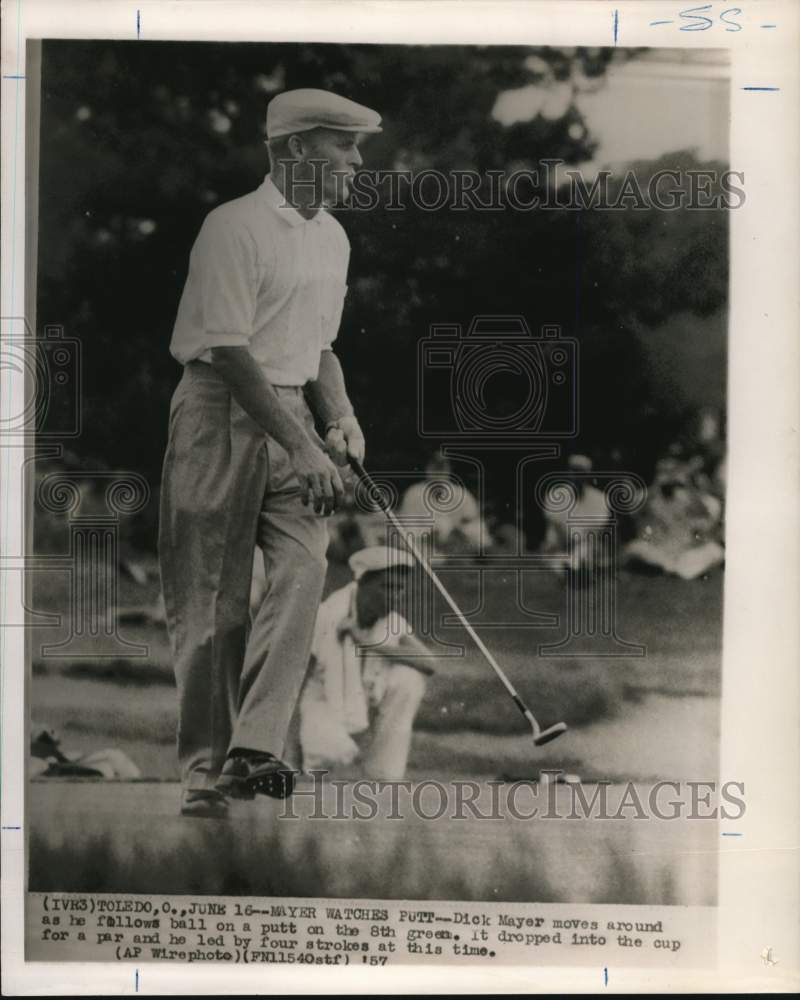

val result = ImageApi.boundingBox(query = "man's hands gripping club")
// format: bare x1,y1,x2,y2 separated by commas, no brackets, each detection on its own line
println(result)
291,414,365,515
290,410,367,513
209,346,360,516
324,415,365,467
290,436,344,515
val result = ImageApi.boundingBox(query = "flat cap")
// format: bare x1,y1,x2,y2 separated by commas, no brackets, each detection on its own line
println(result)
266,88,382,139
348,545,414,581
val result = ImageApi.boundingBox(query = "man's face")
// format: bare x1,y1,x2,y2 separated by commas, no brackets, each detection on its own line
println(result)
356,569,408,624
294,127,363,206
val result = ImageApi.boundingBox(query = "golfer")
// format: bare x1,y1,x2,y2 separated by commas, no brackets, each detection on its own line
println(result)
159,89,381,818
299,546,434,780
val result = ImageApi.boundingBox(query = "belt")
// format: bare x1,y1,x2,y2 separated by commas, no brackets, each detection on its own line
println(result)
184,359,305,393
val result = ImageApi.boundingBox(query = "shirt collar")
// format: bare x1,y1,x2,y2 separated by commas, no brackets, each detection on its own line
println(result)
261,174,325,227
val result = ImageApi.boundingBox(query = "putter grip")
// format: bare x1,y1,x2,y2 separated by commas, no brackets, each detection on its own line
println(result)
348,455,366,478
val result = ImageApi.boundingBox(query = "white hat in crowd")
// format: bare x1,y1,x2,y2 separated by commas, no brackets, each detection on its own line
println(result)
567,454,593,471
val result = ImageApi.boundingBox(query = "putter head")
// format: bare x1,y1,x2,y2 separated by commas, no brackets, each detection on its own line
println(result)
533,722,568,746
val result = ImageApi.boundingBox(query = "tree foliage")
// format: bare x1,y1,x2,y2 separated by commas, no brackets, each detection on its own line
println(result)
38,41,727,546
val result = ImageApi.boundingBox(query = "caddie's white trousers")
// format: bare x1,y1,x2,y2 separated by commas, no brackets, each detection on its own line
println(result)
300,660,427,780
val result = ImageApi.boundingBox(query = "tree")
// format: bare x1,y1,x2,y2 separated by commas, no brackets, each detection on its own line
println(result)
37,41,727,549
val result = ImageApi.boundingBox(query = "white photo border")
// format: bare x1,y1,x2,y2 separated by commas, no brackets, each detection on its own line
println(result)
2,0,798,993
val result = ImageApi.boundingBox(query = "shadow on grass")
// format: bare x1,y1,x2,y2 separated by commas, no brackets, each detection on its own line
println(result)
418,659,642,733
28,824,561,902
34,658,174,686
28,791,715,906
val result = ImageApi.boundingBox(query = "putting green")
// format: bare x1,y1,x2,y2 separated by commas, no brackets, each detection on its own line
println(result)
28,779,718,904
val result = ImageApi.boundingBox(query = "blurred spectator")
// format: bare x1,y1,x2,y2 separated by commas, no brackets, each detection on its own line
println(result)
485,503,526,555
625,458,724,579
30,722,141,779
398,453,487,554
540,454,610,574
694,407,726,479
667,407,727,499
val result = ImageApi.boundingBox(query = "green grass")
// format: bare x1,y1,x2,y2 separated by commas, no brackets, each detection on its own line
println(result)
30,565,722,781
28,781,717,905
28,563,723,906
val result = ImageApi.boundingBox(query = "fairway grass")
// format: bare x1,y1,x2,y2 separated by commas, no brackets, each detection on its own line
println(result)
30,571,722,781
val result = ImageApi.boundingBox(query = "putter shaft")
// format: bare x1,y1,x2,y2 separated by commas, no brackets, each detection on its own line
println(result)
349,457,564,742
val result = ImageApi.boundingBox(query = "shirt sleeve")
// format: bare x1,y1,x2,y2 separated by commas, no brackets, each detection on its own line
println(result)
320,222,350,350
189,210,258,349
321,284,348,352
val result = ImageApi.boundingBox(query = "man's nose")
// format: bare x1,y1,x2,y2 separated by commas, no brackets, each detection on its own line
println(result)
348,147,363,168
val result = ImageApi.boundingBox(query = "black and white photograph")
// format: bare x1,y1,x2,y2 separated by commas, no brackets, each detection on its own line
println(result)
2,0,798,993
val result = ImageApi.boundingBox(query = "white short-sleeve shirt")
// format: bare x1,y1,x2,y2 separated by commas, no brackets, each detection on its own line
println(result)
169,175,350,386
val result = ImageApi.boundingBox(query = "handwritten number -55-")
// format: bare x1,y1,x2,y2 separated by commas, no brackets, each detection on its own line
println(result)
679,5,743,31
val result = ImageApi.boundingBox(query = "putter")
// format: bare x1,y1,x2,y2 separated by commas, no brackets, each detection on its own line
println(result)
348,457,567,747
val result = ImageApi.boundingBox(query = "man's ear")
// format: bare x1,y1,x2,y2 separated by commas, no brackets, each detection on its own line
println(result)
287,133,306,161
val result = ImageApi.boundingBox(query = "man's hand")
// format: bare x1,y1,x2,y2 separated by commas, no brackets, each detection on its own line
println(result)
209,347,344,513
289,438,345,515
325,415,366,467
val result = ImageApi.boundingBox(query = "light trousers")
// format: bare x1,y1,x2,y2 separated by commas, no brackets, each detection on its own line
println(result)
360,663,427,779
299,661,427,780
158,362,328,790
